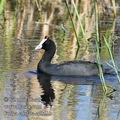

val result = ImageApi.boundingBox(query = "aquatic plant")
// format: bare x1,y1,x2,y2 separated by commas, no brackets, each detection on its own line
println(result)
64,0,80,48
104,35,120,82
64,0,119,94
111,0,117,16
94,1,108,93
0,0,5,15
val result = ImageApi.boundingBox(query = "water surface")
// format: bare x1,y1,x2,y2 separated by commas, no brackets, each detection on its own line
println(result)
1,2,120,119
0,33,120,120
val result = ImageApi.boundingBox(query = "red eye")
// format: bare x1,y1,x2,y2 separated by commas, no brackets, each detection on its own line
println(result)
44,36,48,39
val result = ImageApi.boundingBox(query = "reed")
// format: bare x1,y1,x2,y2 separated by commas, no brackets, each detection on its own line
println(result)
0,0,5,14
111,0,116,17
94,1,108,93
97,95,107,120
64,0,89,59
64,0,80,48
71,0,86,40
104,35,120,82
101,16,120,83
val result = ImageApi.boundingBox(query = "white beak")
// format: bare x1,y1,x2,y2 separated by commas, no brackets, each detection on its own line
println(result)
35,38,47,50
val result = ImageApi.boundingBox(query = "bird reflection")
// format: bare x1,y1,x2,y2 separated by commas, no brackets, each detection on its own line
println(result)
37,72,55,107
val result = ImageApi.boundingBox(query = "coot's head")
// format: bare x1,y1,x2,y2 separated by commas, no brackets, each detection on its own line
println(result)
35,36,56,51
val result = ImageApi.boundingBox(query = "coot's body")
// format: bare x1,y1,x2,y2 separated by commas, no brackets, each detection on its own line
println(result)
35,36,102,76
37,60,100,76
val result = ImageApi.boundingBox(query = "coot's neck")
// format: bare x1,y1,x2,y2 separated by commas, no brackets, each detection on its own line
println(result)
40,43,56,64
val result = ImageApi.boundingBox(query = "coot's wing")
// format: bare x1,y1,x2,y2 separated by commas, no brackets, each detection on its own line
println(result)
46,60,99,76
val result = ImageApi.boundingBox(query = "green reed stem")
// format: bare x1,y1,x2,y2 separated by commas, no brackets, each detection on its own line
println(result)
104,36,120,83
111,0,116,17
0,0,5,14
71,0,86,39
64,0,80,48
95,1,107,93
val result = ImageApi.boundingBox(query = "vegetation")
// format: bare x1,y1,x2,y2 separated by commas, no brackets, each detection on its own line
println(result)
0,0,119,92
0,1,120,120
63,0,119,95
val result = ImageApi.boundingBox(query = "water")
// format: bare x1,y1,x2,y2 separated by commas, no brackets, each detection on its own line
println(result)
0,33,120,120
1,3,120,119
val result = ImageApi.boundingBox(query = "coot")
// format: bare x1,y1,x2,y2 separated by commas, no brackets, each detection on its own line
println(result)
35,36,103,76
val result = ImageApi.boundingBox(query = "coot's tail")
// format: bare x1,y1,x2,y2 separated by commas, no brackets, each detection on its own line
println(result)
104,68,120,75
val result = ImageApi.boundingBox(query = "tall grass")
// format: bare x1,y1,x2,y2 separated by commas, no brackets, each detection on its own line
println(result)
65,0,118,93
94,0,119,93
94,1,108,93
65,0,89,59
97,95,107,120
0,0,5,15
104,35,120,82
111,0,116,17
64,0,80,48
71,0,86,40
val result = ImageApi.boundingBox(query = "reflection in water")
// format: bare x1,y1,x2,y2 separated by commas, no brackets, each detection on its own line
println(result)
97,96,108,120
0,68,120,120
37,72,55,107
